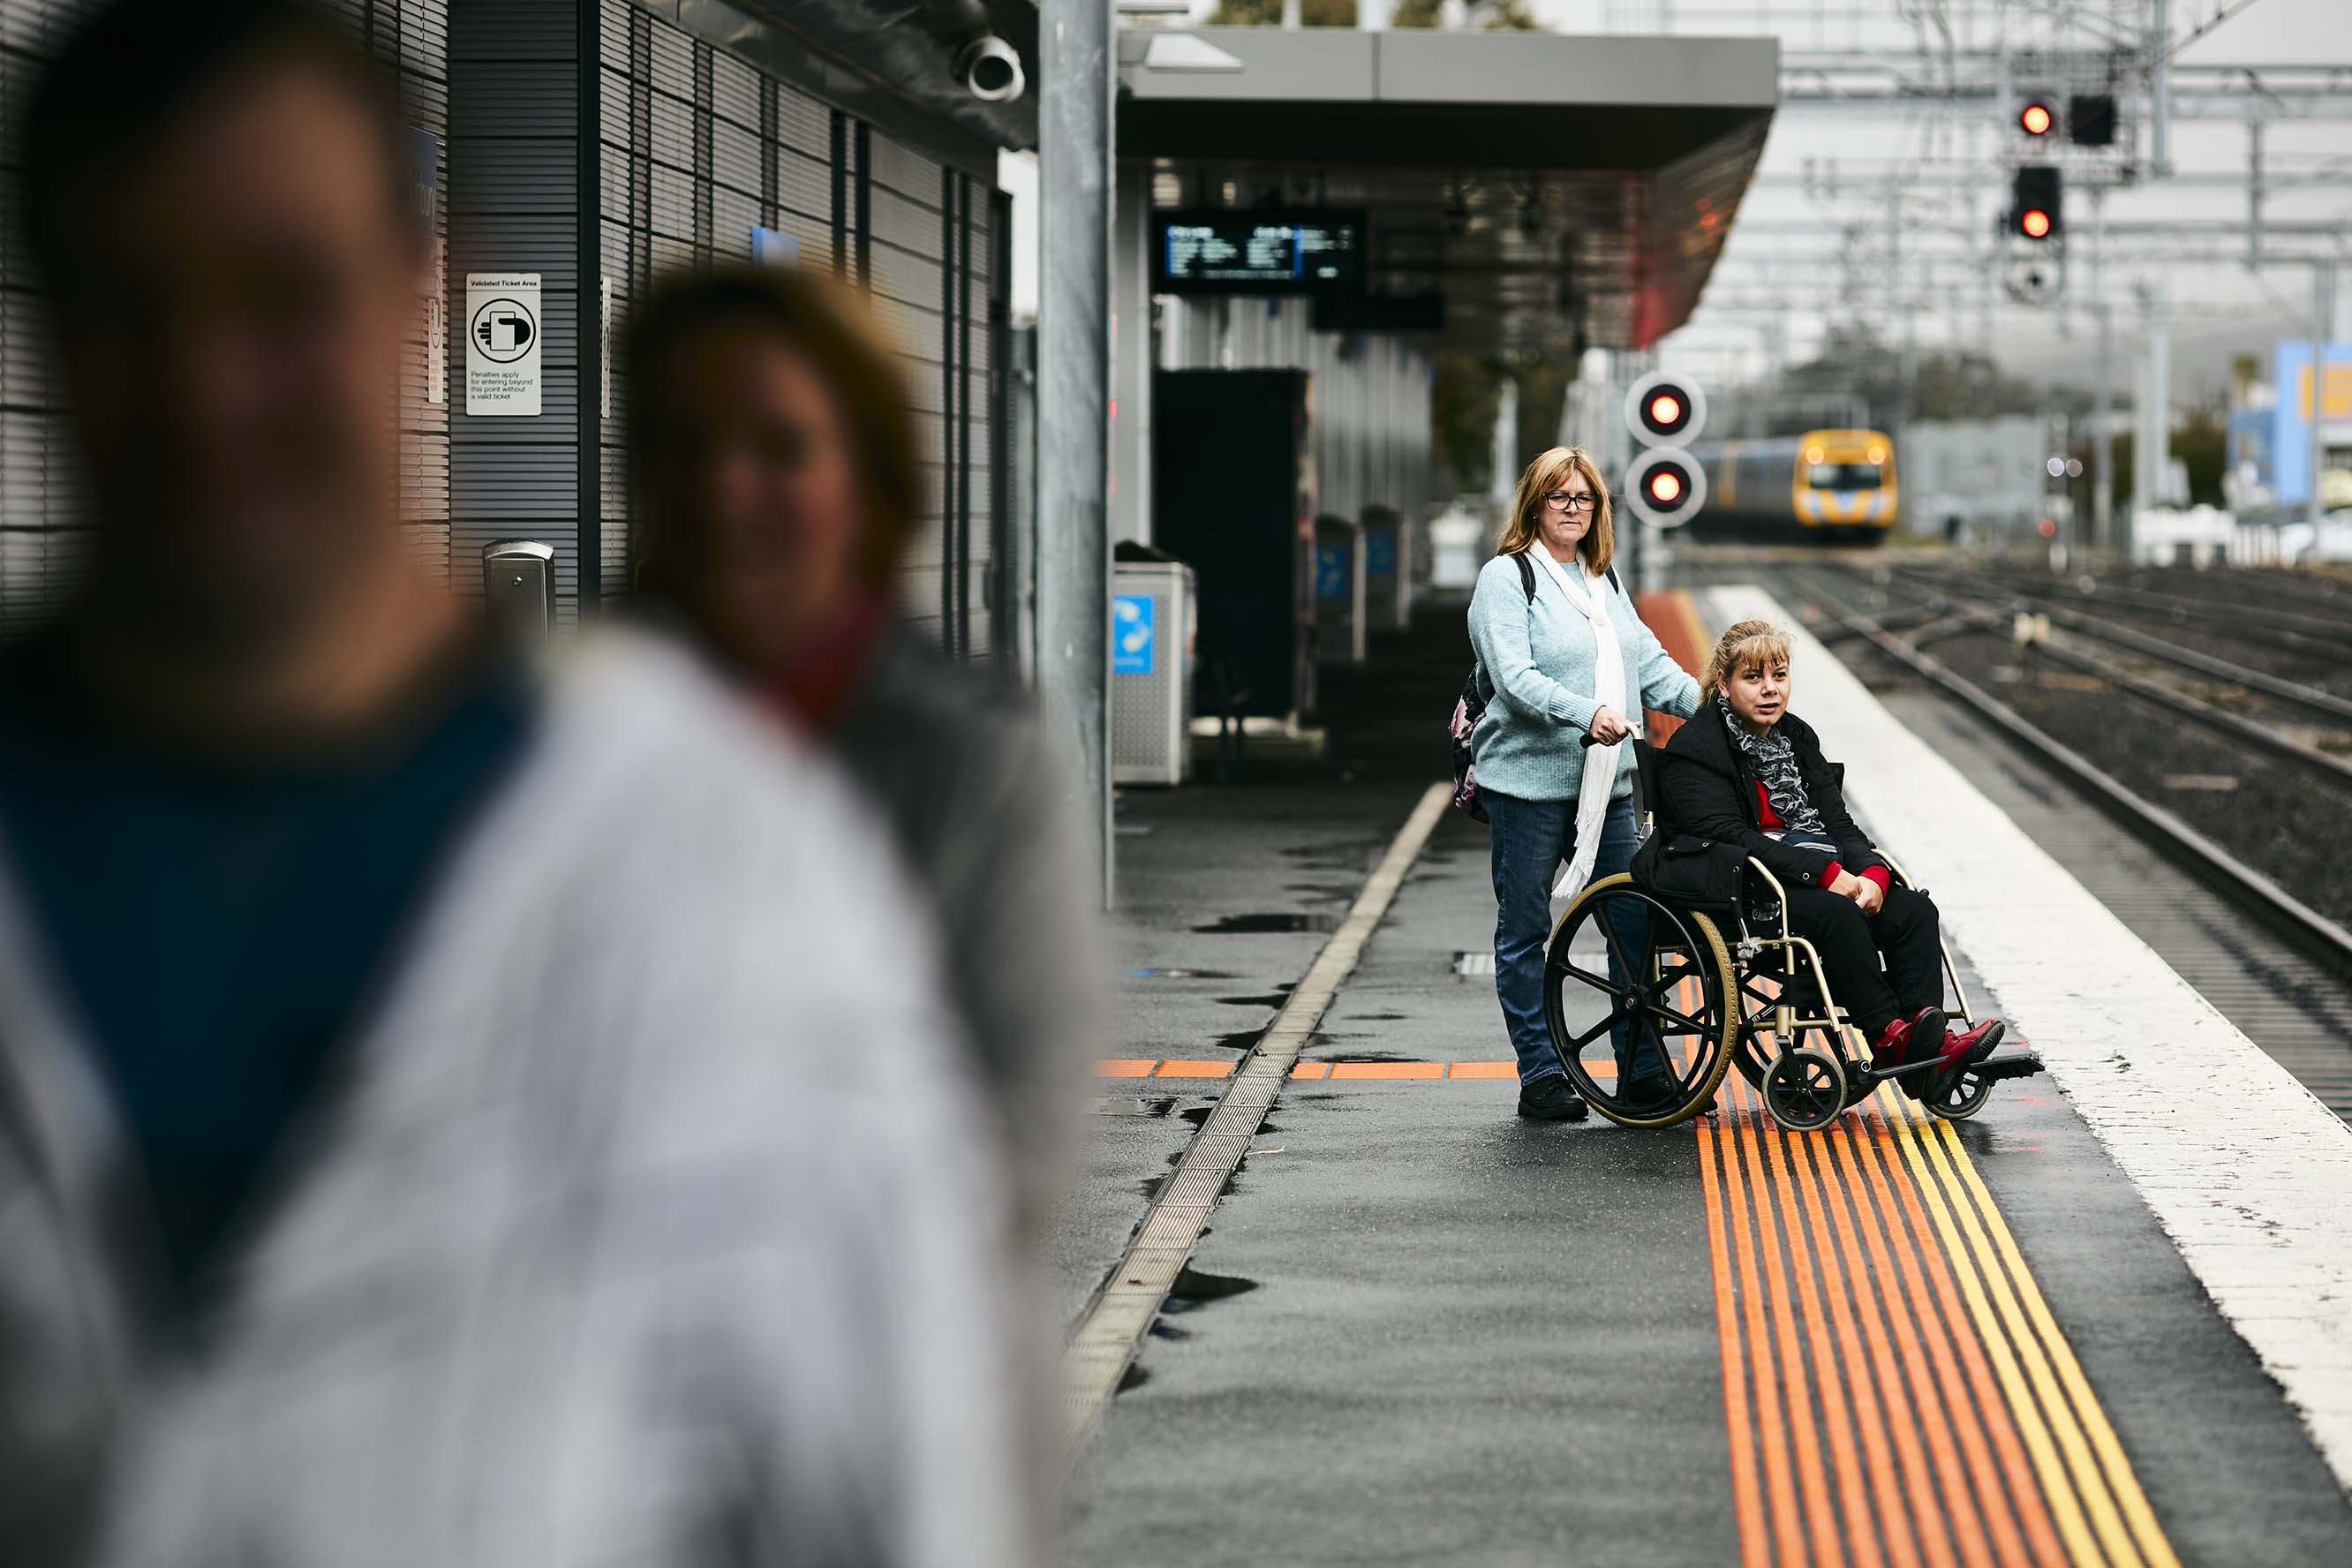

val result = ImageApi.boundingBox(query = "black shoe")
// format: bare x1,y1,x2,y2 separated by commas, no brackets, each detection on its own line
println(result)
1517,1074,1589,1121
1617,1071,1682,1118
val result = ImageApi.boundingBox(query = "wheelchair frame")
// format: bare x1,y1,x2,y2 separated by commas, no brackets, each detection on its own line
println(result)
1538,743,2022,1132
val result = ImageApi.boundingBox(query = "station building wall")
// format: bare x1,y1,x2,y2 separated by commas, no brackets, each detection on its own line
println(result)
0,0,1014,667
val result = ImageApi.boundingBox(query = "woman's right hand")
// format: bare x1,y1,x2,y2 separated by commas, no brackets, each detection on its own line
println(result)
1828,869,1864,899
1587,705,1632,745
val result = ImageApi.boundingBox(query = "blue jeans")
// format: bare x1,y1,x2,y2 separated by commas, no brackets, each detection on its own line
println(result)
1487,791,1665,1088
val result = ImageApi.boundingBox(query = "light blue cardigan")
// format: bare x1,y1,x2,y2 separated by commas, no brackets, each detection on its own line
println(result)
1466,551,1701,803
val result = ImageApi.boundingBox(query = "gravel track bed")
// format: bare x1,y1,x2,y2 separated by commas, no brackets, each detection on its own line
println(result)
2116,565,2352,617
1885,624,2352,932
1875,566,2352,702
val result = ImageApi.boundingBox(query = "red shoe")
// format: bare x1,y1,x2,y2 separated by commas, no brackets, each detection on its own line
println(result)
1935,1016,2007,1071
1871,1006,1947,1099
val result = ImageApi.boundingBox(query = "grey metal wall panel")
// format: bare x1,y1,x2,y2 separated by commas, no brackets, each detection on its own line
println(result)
450,0,587,622
592,0,1011,664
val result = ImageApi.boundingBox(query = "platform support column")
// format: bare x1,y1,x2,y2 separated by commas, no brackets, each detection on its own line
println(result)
1038,0,1114,908
2312,262,2334,533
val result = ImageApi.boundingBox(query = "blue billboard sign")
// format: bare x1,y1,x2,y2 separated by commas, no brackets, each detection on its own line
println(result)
2271,339,2352,505
1364,530,1397,576
1113,593,1155,675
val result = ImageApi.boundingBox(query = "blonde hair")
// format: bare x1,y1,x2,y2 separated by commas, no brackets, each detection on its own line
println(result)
1699,619,1793,705
1497,446,1614,577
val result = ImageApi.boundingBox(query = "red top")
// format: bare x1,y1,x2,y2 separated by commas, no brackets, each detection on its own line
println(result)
1753,780,1891,894
758,590,891,730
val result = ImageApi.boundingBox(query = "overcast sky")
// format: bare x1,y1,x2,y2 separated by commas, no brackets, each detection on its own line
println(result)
1523,0,2352,401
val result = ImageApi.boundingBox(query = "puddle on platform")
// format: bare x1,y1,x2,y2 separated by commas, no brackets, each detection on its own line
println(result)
1217,993,1291,1008
1123,968,1237,980
1191,912,1340,935
1117,1363,1150,1393
1094,1097,1178,1118
1214,1029,1265,1052
1164,1267,1259,1312
1179,1104,1216,1129
1148,1321,1195,1342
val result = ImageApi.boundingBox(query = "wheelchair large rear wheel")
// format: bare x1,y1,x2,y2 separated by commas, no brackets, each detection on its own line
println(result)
1543,874,1738,1127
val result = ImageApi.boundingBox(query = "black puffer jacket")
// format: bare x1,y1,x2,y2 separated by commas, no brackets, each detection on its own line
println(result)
1655,704,1886,889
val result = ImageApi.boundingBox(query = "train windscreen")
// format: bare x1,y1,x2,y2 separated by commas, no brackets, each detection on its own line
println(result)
1805,463,1882,491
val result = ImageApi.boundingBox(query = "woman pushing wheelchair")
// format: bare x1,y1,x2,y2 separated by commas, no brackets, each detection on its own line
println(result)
1655,619,2004,1102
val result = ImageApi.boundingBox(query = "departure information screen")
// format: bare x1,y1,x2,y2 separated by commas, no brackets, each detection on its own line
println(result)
1152,210,1368,294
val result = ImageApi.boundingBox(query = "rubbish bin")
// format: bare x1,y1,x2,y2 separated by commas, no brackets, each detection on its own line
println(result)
1112,544,1196,787
483,539,555,642
1361,505,1413,633
1312,515,1365,666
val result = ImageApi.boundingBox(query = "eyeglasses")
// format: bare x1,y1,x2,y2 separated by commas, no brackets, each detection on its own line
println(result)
1542,493,1598,513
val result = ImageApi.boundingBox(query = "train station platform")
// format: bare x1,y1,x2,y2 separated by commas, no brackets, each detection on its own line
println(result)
1059,586,2352,1566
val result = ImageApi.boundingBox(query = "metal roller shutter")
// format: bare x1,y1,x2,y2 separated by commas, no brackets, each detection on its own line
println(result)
0,0,450,629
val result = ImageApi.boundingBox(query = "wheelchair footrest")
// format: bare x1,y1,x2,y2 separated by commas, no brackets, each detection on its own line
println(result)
1971,1052,2044,1082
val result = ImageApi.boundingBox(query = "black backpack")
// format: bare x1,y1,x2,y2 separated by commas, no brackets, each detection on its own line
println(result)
1449,554,1622,823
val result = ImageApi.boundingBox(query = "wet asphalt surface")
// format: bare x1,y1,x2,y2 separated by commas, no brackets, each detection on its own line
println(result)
1056,589,2352,1566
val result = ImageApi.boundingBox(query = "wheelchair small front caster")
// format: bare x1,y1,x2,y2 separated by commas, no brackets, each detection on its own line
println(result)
1764,1045,1847,1132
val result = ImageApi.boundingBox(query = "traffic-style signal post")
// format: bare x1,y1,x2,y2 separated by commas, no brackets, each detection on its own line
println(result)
1624,371,1707,529
2012,165,2063,241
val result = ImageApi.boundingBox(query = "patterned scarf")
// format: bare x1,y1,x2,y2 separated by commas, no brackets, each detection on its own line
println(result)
1716,692,1826,835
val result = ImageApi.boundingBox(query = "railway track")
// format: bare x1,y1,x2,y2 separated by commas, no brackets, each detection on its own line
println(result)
1881,566,2352,729
1847,578,2352,789
1745,561,2352,1121
1919,567,2352,665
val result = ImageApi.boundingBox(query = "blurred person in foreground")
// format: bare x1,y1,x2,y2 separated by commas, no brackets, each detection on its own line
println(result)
0,4,1032,1564
623,264,1102,1242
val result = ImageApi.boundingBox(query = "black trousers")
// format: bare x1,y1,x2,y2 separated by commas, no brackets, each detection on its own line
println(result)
1781,883,1942,1040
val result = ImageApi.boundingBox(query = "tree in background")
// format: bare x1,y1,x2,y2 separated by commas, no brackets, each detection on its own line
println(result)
1389,0,1542,26
1207,0,1356,23
1428,350,1574,494
1431,351,1504,493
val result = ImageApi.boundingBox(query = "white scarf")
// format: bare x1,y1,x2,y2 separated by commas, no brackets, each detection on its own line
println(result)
1529,547,1627,897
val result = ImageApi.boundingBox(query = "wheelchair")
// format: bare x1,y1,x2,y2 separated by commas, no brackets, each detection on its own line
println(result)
1541,743,2044,1132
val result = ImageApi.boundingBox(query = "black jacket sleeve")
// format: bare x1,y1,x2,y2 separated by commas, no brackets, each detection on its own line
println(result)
1656,751,1839,889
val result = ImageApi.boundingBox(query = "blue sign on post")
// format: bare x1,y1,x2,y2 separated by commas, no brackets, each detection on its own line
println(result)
1315,544,1349,599
1113,593,1155,675
1364,531,1396,576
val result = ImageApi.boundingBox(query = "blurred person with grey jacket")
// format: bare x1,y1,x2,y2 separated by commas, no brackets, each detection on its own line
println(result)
0,4,1034,1564
623,264,1103,1243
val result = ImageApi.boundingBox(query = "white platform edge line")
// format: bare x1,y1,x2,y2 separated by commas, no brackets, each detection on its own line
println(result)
1707,584,2352,1493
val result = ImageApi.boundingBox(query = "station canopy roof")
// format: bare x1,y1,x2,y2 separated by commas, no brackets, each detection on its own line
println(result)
1118,27,1778,356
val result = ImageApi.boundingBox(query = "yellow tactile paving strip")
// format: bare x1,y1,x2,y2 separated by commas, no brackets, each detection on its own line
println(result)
1651,588,2180,1568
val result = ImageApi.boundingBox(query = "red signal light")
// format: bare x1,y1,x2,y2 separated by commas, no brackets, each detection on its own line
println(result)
1649,471,1684,504
1649,394,1682,426
2020,208,2053,239
2020,102,2054,136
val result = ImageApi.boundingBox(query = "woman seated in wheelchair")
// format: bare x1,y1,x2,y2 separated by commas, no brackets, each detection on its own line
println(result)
1657,620,2002,1097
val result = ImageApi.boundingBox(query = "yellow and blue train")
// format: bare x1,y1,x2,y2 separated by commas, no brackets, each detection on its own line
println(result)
1685,429,1898,543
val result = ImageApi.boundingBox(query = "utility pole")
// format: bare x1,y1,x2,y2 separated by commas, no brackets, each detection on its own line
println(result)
2091,188,2113,552
2313,263,2335,533
1038,0,1113,907
2131,276,2167,562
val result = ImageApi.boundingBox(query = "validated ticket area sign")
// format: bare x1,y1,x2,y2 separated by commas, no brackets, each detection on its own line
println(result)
465,273,541,416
